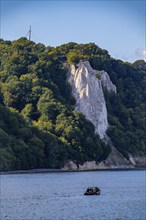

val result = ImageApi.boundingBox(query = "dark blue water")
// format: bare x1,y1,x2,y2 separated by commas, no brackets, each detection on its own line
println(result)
1,170,145,220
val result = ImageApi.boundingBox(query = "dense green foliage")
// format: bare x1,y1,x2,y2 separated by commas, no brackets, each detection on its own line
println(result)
105,60,146,157
0,38,145,171
0,38,110,171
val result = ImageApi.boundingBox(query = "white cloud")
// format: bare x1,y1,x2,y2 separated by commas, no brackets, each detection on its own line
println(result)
135,48,146,61
143,50,146,61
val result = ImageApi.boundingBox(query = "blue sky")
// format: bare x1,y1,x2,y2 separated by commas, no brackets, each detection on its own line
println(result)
1,0,146,62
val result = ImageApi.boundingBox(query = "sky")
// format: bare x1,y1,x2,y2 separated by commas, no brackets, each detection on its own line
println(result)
0,0,146,62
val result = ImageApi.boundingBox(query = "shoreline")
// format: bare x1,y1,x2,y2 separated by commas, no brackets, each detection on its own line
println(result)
0,167,145,175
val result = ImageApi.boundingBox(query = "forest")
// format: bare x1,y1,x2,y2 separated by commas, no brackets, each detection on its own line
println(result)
0,38,146,171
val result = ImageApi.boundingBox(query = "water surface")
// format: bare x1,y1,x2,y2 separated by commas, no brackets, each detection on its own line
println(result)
1,170,145,220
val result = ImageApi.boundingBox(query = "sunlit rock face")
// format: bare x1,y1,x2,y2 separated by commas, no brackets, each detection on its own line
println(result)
67,60,116,139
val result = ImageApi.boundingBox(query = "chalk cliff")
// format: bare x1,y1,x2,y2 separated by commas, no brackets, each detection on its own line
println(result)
63,60,145,170
67,60,116,139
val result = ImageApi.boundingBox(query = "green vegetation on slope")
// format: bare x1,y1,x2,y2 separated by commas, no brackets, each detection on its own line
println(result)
0,38,145,171
52,42,146,157
104,60,146,157
0,38,109,171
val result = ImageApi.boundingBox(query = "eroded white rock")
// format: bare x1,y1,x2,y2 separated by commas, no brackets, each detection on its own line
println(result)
100,70,116,93
62,161,78,171
67,60,116,139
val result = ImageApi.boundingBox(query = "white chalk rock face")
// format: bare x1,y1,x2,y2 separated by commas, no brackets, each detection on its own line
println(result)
67,61,116,139
100,70,117,93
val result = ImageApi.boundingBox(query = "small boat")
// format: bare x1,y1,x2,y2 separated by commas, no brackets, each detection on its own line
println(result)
84,187,100,195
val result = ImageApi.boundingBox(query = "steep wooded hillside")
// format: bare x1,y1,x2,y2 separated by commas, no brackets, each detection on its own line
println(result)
0,38,145,170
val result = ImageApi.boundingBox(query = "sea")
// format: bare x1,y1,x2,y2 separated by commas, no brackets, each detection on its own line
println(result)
0,170,145,220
